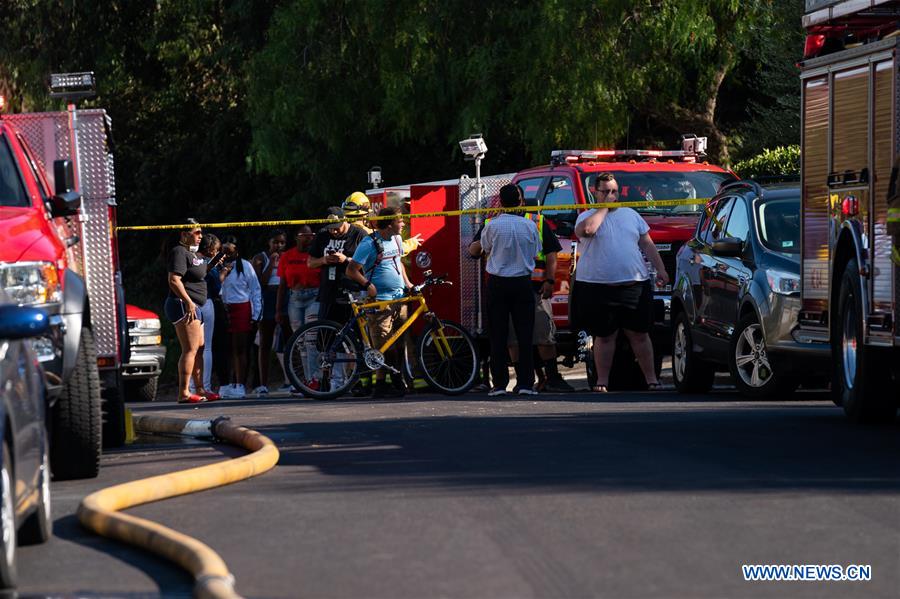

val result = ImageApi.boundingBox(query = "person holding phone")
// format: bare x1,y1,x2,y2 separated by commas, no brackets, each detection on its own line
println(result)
252,229,287,395
190,233,223,397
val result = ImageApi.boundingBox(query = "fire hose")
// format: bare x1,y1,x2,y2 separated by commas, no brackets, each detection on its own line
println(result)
77,415,280,599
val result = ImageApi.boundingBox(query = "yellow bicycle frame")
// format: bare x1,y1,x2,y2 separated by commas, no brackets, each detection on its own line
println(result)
350,293,454,360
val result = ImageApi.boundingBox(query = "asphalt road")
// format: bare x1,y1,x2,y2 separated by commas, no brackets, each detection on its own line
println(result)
16,387,900,598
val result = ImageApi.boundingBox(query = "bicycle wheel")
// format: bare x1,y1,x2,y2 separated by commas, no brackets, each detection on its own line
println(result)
285,319,363,399
417,320,478,395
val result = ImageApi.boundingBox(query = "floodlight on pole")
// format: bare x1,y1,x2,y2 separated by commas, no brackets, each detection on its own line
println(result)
368,166,383,189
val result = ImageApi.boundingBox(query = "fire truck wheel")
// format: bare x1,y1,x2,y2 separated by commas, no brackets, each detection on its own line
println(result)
51,327,101,480
607,335,663,391
19,436,51,545
834,259,897,423
671,312,715,394
125,377,159,402
0,441,17,589
729,313,797,399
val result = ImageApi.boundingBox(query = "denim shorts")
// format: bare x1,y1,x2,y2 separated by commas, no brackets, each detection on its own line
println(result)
164,296,204,325
288,288,319,329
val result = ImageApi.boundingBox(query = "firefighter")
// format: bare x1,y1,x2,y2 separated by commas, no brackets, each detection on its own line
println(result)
342,192,423,254
469,198,575,393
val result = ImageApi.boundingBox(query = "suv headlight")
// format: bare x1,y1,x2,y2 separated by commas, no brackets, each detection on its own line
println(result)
0,262,62,305
766,269,800,295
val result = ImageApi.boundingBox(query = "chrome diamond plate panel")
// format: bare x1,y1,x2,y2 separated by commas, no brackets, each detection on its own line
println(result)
458,173,513,334
5,110,119,358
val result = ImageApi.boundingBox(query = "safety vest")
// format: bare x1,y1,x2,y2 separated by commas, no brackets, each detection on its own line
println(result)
484,213,545,262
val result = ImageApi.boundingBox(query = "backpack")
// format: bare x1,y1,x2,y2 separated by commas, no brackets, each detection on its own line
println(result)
364,232,403,279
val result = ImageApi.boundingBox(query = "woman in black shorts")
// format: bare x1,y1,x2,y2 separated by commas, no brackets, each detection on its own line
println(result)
165,218,218,403
573,173,670,392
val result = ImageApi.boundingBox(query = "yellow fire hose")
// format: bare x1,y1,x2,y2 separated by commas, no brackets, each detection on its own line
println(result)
77,415,280,599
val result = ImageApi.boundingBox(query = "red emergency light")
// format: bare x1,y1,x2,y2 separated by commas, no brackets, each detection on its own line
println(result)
841,195,859,218
804,34,827,59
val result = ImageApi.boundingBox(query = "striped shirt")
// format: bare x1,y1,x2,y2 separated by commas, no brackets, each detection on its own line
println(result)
481,213,541,277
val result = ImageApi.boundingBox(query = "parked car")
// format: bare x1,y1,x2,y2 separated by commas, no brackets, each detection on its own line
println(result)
0,289,53,589
670,182,829,397
122,304,166,401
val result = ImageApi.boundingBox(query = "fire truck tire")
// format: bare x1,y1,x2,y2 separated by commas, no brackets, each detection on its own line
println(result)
607,337,663,391
102,377,127,448
671,312,715,394
51,327,101,480
19,436,51,545
125,377,159,402
0,441,17,589
417,321,479,395
834,259,897,423
284,320,363,399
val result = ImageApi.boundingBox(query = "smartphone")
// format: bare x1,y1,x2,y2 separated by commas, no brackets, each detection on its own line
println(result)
210,251,225,267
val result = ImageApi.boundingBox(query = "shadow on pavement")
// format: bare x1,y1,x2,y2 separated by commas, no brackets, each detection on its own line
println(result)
262,404,900,494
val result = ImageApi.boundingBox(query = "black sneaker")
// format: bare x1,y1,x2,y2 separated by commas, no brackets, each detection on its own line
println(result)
543,376,576,393
372,382,405,399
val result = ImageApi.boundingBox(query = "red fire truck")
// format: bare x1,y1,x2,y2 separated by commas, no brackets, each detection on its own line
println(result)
0,73,130,478
799,0,900,422
368,137,735,387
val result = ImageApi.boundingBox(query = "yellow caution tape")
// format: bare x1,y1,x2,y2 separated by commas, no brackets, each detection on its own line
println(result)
116,197,712,232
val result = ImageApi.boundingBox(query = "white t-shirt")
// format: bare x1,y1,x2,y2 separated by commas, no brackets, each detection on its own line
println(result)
574,208,651,284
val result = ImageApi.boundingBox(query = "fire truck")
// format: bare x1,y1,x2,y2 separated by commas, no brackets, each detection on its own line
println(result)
367,137,735,387
799,0,900,422
0,73,129,478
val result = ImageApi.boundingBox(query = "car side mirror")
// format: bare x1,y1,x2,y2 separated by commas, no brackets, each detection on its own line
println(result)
51,160,81,217
711,237,743,257
0,306,50,340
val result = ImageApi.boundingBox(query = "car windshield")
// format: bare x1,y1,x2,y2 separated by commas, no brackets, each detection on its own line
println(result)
756,197,800,254
583,170,736,215
0,136,30,209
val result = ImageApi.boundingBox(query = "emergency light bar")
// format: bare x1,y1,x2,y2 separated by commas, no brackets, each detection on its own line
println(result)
551,135,708,166
49,72,96,100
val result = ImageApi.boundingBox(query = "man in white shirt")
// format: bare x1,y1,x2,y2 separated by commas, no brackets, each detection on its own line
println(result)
479,184,541,396
573,172,669,392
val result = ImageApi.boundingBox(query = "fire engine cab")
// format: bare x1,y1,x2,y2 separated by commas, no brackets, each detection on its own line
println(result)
368,136,735,388
0,73,131,478
799,0,900,422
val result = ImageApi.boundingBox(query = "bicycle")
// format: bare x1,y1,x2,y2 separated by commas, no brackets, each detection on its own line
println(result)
284,271,479,399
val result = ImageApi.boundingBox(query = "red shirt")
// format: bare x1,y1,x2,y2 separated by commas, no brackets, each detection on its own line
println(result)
277,247,320,289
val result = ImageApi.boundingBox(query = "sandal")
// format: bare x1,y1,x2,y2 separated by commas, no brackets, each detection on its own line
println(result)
199,390,221,401
177,394,207,404
592,385,609,393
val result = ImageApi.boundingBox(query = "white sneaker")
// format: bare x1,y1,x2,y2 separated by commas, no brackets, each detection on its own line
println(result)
488,387,507,397
253,385,269,395
232,384,246,399
219,384,235,398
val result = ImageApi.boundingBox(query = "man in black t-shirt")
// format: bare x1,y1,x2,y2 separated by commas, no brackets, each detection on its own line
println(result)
308,206,367,322
469,207,575,393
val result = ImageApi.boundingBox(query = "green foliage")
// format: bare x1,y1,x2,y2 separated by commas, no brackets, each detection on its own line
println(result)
732,145,800,178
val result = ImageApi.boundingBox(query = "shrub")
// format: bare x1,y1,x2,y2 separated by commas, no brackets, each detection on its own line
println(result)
732,145,800,179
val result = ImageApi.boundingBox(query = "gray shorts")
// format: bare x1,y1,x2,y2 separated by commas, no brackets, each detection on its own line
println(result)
509,296,555,346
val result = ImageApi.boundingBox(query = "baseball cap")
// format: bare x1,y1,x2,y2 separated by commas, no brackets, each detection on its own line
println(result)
324,206,345,230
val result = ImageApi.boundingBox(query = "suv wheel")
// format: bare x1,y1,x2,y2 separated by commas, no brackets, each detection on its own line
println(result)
672,312,714,394
0,442,17,589
730,313,795,398
18,436,51,545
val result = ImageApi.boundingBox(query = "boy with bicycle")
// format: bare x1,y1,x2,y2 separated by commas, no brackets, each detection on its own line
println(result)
346,206,412,398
